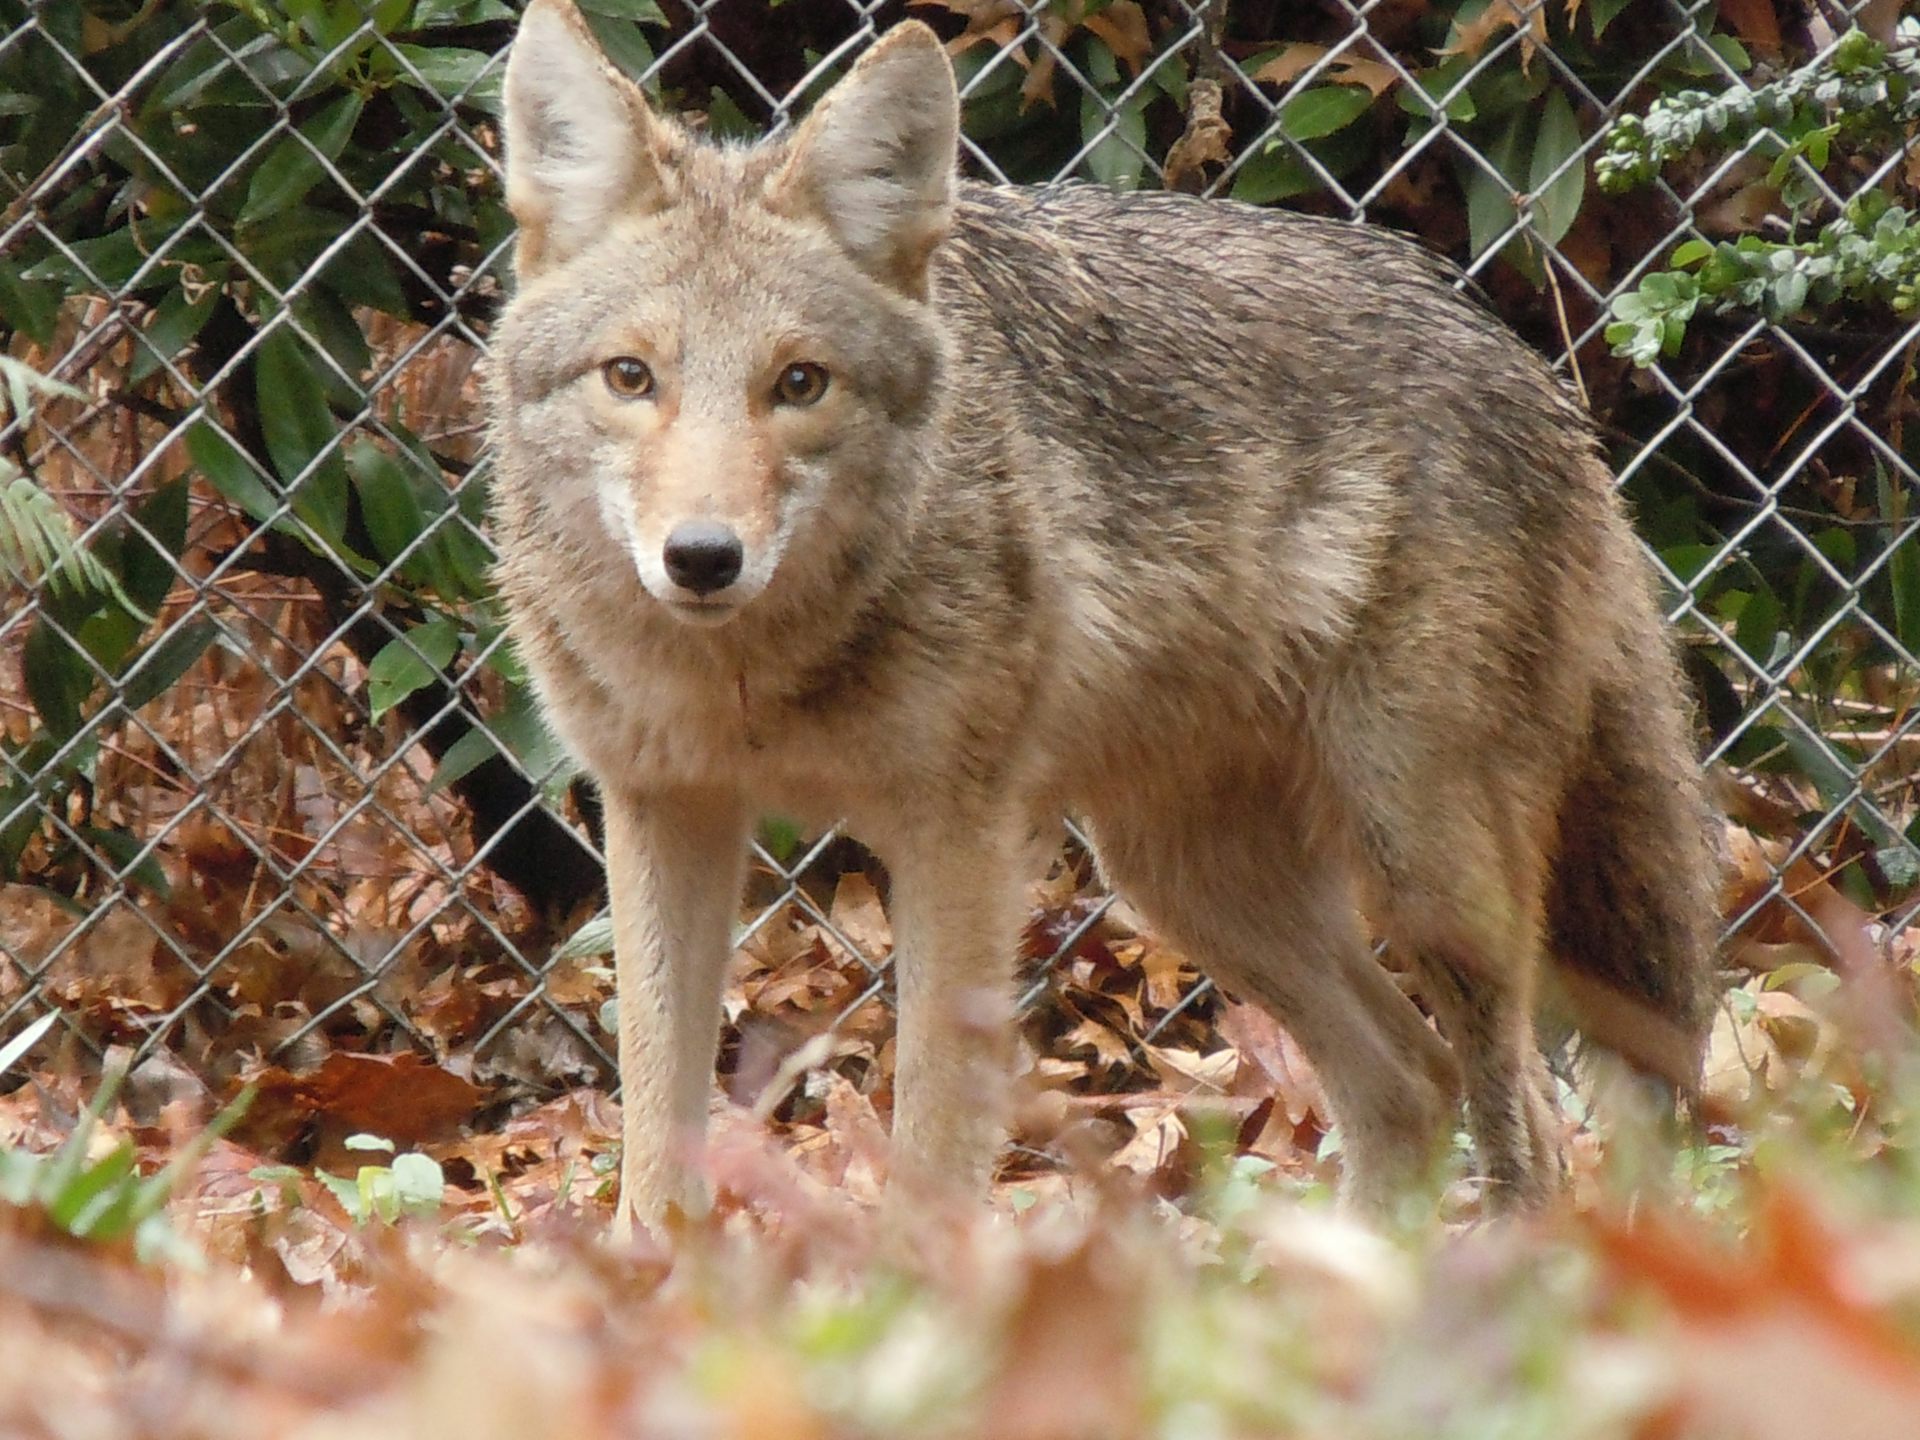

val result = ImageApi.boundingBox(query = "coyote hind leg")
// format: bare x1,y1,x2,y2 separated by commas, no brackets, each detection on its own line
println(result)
1360,790,1566,1211
1083,780,1460,1216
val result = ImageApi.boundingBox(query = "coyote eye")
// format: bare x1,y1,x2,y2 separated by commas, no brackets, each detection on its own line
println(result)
603,356,655,399
773,362,829,407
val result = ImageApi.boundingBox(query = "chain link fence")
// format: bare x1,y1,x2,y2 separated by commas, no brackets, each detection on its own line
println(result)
1,0,1916,1131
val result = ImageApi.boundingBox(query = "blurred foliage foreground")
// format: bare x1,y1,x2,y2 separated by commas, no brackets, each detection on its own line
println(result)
6,921,1920,1439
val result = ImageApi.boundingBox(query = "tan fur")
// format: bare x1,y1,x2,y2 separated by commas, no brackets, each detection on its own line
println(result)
491,0,1722,1234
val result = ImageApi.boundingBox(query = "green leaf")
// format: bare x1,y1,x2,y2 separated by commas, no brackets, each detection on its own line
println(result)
427,686,569,797
391,44,502,112
1704,34,1751,74
1398,58,1476,124
344,1133,396,1153
703,86,757,142
128,286,218,387
239,91,364,226
1878,461,1920,658
413,0,516,24
1277,85,1373,143
759,814,803,865
1231,147,1318,204
0,460,151,622
552,909,615,962
1465,109,1531,262
581,13,657,83
1588,0,1636,39
366,615,459,721
254,325,349,545
36,1060,129,1218
185,421,280,525
0,354,83,427
239,206,353,290
388,1152,445,1214
75,825,171,896
0,269,64,346
0,1011,59,1075
21,224,179,292
316,1168,369,1221
1781,723,1856,812
577,0,667,21
121,479,190,619
346,438,455,590
1080,88,1147,190
47,1141,136,1235
1528,87,1586,247
293,288,373,399
22,620,97,743
118,619,219,713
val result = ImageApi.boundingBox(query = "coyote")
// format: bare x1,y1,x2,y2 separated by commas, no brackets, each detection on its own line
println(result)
490,0,1719,1236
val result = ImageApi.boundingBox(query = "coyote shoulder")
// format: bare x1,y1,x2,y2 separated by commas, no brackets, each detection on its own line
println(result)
491,0,1720,1234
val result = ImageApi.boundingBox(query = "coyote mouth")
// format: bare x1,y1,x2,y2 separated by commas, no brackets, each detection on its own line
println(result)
665,597,740,627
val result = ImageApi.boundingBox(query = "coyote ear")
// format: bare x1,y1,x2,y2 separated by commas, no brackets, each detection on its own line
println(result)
770,22,959,297
503,0,675,275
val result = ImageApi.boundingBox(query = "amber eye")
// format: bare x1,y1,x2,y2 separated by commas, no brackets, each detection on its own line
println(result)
602,356,655,398
773,362,829,407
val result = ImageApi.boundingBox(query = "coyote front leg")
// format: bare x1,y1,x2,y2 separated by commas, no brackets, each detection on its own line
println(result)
880,820,1027,1216
603,788,748,1240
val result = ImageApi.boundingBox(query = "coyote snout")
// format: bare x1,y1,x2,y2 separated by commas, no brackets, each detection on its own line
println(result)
600,412,785,622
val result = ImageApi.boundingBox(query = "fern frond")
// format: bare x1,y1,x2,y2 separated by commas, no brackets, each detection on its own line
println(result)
0,354,85,426
0,475,151,621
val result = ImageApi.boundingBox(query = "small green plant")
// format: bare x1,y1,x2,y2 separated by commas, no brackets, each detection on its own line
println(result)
253,1133,446,1225
0,1012,256,1264
1597,27,1920,194
1603,23,1920,364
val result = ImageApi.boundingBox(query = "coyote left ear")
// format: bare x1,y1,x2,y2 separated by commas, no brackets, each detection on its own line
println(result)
770,22,959,298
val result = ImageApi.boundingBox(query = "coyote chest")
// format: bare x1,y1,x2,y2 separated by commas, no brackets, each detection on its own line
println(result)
528,584,929,821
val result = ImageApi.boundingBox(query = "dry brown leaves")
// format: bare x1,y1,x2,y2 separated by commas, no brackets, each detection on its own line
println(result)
1251,42,1400,98
1441,0,1553,70
1589,1188,1920,1440
915,0,1152,111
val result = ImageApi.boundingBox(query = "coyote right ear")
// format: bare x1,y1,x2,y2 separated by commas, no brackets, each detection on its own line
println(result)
502,0,677,275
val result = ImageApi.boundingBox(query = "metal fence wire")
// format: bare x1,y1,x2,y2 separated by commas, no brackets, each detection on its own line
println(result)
1,2,1917,1127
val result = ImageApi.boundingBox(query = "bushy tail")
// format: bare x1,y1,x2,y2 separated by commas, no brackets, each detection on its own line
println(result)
1544,666,1721,1096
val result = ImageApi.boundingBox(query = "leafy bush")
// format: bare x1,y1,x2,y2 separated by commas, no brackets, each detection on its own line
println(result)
1604,22,1920,363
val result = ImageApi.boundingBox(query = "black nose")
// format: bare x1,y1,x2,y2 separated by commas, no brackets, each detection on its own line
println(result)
661,521,744,596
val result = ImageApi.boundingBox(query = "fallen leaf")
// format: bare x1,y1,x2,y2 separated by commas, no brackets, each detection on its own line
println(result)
239,1051,486,1152
827,871,892,964
982,1232,1145,1440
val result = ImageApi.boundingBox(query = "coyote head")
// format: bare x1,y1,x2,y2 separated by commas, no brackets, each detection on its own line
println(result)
493,0,958,626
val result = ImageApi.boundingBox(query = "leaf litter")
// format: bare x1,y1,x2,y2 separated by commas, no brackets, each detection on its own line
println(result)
2,784,1920,1435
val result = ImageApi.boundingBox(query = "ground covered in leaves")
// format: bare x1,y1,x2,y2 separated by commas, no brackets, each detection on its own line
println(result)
6,811,1920,1439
